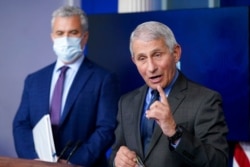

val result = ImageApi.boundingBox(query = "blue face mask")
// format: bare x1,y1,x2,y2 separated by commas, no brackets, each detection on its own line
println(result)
53,37,83,63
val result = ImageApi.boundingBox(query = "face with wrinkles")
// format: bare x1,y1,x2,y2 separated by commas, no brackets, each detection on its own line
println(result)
131,37,181,90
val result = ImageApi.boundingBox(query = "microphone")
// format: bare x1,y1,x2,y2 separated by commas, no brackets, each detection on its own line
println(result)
66,140,83,163
57,140,73,162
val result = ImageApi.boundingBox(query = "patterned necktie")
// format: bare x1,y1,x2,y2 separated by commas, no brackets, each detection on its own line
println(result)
141,90,159,155
50,66,69,125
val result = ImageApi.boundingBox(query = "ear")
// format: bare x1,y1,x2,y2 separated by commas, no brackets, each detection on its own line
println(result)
131,55,136,65
173,44,182,63
81,31,89,47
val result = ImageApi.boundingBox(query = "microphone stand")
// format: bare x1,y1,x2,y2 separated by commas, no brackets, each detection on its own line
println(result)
57,141,73,162
66,140,83,163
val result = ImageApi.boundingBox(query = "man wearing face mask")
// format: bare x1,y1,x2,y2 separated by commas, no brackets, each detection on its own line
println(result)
13,6,120,167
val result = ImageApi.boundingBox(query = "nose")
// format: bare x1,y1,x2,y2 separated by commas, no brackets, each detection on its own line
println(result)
148,58,157,73
64,33,70,37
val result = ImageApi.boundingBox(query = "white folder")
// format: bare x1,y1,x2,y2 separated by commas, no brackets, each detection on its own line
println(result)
32,114,57,162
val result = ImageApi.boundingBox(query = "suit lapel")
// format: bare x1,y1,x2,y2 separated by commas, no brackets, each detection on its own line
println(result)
125,85,148,158
167,72,187,115
59,58,93,125
36,63,55,116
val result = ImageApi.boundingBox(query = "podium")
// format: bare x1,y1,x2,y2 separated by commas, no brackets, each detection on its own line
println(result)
0,156,82,167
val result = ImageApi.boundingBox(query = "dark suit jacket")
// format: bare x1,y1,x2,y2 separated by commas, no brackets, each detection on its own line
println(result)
109,72,228,167
13,58,120,167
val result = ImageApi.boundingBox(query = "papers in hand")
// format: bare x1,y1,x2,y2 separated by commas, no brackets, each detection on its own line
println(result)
32,114,57,162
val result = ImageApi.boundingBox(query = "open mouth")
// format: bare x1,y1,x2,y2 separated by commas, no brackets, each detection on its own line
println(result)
149,75,161,83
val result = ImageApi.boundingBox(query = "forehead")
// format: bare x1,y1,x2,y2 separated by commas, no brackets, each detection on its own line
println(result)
132,38,167,55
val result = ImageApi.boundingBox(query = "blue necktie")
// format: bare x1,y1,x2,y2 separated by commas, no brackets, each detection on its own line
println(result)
141,90,159,155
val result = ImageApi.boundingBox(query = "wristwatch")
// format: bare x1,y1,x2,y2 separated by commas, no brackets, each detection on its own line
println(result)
168,125,183,144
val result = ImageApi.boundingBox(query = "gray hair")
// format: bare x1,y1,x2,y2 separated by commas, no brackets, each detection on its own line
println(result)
51,6,88,32
129,21,178,56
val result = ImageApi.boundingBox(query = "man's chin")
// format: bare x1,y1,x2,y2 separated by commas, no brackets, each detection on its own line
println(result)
148,83,160,90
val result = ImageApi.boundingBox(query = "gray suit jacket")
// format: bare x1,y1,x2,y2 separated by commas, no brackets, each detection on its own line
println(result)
109,72,228,167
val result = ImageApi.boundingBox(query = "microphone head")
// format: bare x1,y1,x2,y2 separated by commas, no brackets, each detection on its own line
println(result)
75,140,83,146
65,140,74,147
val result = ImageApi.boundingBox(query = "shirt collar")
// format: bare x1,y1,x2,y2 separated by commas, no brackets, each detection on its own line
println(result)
54,55,84,72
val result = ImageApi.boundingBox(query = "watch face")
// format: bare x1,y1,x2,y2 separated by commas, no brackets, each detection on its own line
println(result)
169,125,183,142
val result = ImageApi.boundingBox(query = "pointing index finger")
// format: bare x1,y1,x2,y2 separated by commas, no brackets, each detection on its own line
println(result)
156,85,168,104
